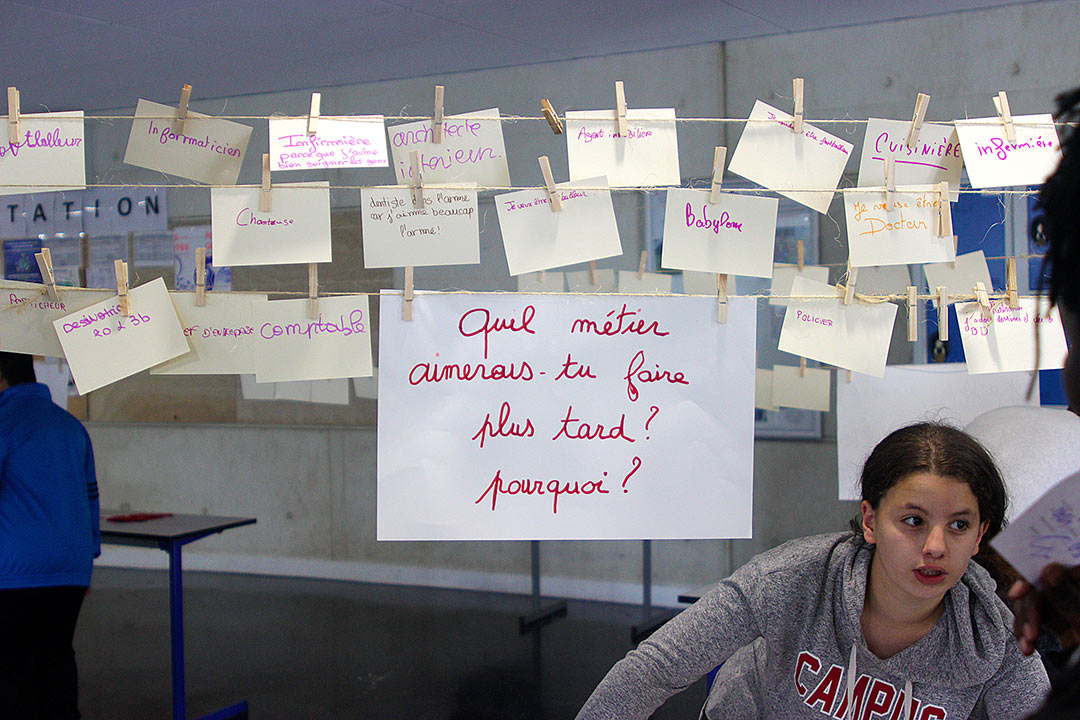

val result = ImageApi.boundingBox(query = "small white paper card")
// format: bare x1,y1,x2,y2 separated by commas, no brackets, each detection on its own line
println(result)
251,294,373,382
923,251,993,297
273,379,310,402
360,185,478,268
516,272,565,293
239,374,276,400
778,276,898,377
855,265,912,296
845,188,955,267
353,367,379,400
566,268,617,293
269,116,388,170
955,114,1061,188
956,298,1068,374
211,181,331,267
0,111,85,195
754,369,776,410
728,100,854,214
496,177,622,276
53,277,187,394
565,108,680,187
683,270,734,296
837,363,1039,499
770,264,830,307
151,293,267,375
309,378,350,405
858,119,963,197
124,99,252,184
992,471,1080,584
389,109,509,187
617,271,672,294
772,364,831,412
661,189,778,277
0,281,113,357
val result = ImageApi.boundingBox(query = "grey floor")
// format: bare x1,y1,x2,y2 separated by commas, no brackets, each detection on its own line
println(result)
75,568,706,719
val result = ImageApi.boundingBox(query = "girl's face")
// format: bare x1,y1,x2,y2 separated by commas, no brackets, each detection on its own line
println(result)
862,472,990,606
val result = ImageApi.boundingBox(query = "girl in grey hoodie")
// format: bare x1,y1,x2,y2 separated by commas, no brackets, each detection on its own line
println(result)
577,423,1050,720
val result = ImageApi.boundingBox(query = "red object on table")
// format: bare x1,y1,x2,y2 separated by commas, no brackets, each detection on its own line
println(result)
105,512,175,523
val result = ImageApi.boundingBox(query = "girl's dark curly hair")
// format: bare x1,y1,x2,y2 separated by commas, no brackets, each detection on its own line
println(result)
1036,87,1080,312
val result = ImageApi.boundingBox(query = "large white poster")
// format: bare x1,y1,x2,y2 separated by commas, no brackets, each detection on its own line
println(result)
377,292,756,541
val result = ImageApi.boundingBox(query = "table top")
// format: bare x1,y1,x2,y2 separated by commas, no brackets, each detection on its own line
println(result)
101,512,256,544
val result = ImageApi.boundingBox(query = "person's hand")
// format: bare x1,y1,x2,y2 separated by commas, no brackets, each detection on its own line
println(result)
1009,563,1080,655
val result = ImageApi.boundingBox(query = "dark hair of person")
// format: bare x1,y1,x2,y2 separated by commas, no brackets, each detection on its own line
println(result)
1036,87,1080,312
0,352,36,387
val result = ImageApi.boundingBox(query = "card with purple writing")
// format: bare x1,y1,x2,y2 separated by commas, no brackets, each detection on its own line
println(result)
858,119,963,199
496,177,622,276
389,109,509,188
565,108,679,187
150,292,268,375
251,294,373,382
53,277,188,394
992,470,1080,585
728,100,853,214
210,181,331,267
954,114,1061,188
844,188,955,267
0,111,85,196
956,298,1067,374
124,99,252,185
360,185,478,268
0,281,113,357
660,189,778,278
269,116,388,171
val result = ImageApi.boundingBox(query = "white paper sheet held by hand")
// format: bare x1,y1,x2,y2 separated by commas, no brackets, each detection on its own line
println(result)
0,111,85,195
992,471,1080,585
661,189,778,277
778,276,897,377
53,277,188,395
388,109,509,187
858,119,963,196
151,292,268,375
772,364,830,411
211,181,331,266
0,281,113,357
269,116,387,170
565,108,680,187
845,188,955,267
954,114,1061,188
252,295,373,382
956,298,1068,374
728,100,853,214
496,177,622,276
361,185,478,268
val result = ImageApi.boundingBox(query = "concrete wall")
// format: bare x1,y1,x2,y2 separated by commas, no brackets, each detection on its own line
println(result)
92,1,1080,605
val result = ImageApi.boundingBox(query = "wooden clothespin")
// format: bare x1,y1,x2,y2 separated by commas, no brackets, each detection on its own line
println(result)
717,273,729,324
409,150,423,209
306,92,321,135
937,182,952,237
1006,257,1019,309
614,81,628,137
538,156,561,212
937,286,949,342
432,85,445,143
307,263,319,319
992,91,1016,144
7,86,20,142
114,259,130,317
173,84,192,135
588,260,598,287
637,250,647,280
709,146,727,204
905,93,931,149
540,99,563,135
907,286,919,342
884,156,896,206
792,78,805,134
34,248,58,301
260,153,272,212
975,281,992,318
195,247,207,306
797,240,805,271
403,266,415,321
799,357,807,378
844,263,858,305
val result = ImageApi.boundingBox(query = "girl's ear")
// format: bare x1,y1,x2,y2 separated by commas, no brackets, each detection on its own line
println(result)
861,501,877,544
973,520,990,555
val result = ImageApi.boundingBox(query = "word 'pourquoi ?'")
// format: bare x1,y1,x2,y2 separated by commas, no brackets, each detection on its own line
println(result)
146,120,242,158
474,469,610,514
260,310,366,340
0,128,83,159
685,203,743,234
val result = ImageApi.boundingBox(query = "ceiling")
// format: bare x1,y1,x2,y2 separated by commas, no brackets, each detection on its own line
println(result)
3,0,1049,112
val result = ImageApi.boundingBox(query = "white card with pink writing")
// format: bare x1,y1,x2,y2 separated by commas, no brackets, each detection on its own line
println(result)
377,291,756,540
150,293,267,375
210,181,331,266
269,116,388,170
728,100,853,214
52,277,188,395
956,298,1068,374
769,264,830,307
124,99,252,185
954,114,1061,188
251,295,373,382
858,119,963,197
771,364,831,412
844,188,955,267
388,109,509,187
496,177,622,276
360,185,478,268
0,281,113,357
778,276,897,377
660,189,778,277
0,111,85,195
565,108,680,187
992,471,1080,585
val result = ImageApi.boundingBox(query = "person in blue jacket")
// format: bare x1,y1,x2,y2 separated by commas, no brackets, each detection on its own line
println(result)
0,351,100,720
